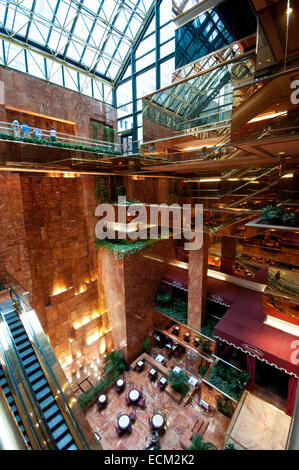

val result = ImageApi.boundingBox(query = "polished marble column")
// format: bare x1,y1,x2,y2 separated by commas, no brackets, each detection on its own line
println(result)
187,234,208,331
220,235,237,274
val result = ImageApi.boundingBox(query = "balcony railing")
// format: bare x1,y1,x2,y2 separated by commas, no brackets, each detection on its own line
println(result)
0,121,124,156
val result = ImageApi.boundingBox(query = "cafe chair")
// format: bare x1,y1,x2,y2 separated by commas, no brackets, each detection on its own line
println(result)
115,425,123,436
125,396,131,406
138,398,146,408
129,411,136,423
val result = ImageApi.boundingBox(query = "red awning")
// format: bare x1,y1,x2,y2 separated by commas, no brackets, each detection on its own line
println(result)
214,288,299,379
162,267,188,291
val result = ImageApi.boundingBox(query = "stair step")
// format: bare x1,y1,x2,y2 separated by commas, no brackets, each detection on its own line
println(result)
39,395,56,411
32,378,48,393
56,433,74,450
65,442,78,451
14,334,29,345
48,414,64,431
43,403,60,420
9,321,23,331
17,340,32,353
19,347,35,360
29,370,44,384
25,362,41,376
2,385,10,395
36,386,52,402
52,423,68,440
22,355,37,368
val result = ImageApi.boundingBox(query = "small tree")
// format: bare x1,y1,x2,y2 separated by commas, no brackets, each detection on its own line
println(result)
104,351,126,379
168,370,190,397
95,184,109,202
189,433,217,451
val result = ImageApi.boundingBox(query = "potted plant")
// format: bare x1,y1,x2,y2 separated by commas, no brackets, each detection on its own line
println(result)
168,370,190,398
188,433,217,450
216,395,235,419
261,205,297,227
156,287,171,306
142,337,151,354
199,338,212,354
223,442,237,450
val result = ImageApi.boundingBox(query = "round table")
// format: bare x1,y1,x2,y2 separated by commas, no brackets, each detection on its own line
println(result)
118,414,130,430
98,394,107,404
151,413,164,430
117,379,124,387
129,389,140,402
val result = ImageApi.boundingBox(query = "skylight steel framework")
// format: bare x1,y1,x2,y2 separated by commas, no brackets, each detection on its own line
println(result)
116,0,175,144
0,0,157,98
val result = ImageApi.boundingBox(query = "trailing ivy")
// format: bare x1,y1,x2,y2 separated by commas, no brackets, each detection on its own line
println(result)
0,132,121,156
95,237,163,259
201,316,218,339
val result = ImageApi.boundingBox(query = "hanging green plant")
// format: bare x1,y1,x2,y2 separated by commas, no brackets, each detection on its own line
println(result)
95,184,109,202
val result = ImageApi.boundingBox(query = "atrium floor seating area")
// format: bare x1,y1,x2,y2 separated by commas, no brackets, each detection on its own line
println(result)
85,366,230,450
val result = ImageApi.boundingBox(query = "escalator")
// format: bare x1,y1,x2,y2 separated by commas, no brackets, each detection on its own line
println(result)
0,364,31,449
3,306,78,451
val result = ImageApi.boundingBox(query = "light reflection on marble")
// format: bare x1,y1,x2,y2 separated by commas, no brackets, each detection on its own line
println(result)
229,393,291,450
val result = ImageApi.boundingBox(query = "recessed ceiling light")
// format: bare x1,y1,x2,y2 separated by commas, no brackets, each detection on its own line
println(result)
278,151,286,155
282,173,293,178
248,111,287,123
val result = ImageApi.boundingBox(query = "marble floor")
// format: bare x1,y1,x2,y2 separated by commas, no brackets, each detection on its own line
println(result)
228,393,291,450
85,366,230,451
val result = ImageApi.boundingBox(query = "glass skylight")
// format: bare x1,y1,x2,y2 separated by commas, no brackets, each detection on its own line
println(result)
0,0,156,84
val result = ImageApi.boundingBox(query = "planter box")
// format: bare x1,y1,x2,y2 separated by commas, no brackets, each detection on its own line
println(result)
245,217,299,233
165,384,183,404
81,376,119,412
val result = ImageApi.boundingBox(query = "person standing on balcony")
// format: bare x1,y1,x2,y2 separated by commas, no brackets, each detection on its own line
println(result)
11,118,20,137
21,123,31,138
33,127,43,140
50,126,57,142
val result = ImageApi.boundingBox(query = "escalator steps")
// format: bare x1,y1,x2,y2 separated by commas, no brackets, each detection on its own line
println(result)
4,310,78,451
0,365,31,449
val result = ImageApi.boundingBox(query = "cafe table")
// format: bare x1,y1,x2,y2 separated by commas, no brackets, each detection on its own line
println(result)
118,414,130,431
149,368,157,379
188,376,199,388
155,354,165,364
98,394,107,408
129,389,140,403
151,413,165,430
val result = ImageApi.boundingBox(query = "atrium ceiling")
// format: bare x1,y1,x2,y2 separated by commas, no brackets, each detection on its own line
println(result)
0,0,156,87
